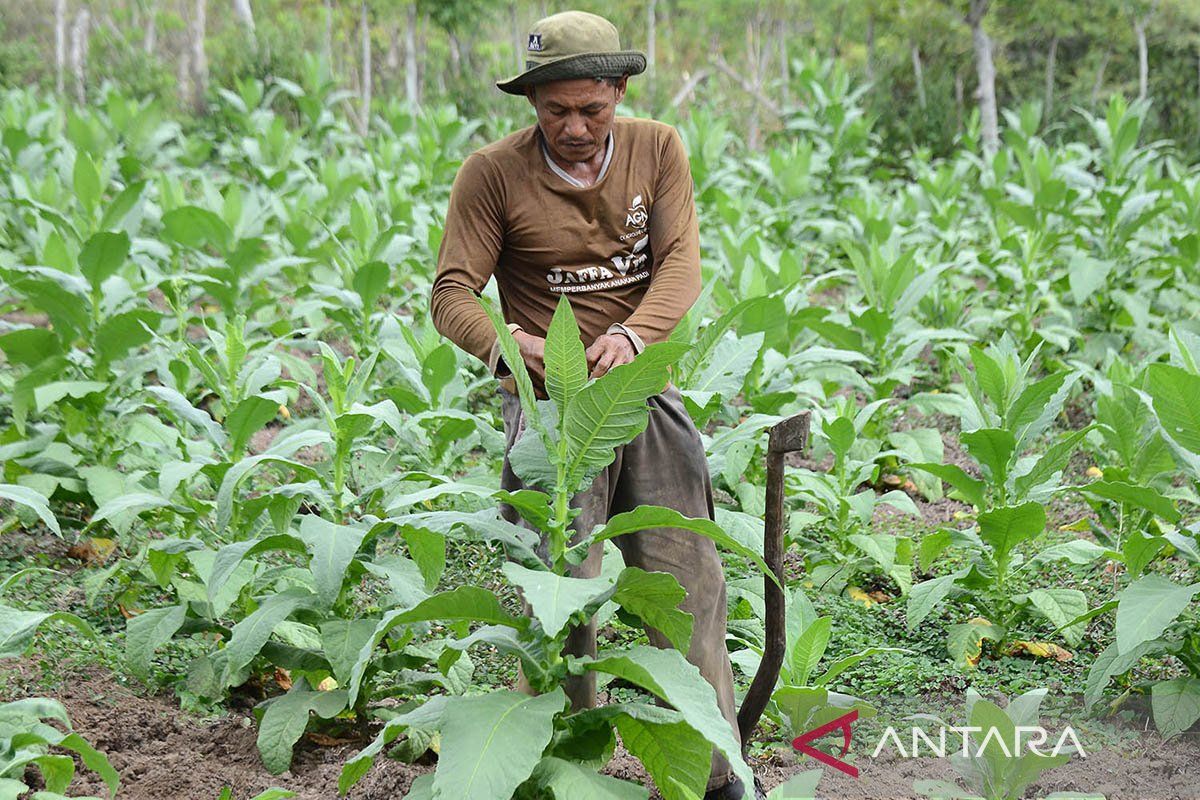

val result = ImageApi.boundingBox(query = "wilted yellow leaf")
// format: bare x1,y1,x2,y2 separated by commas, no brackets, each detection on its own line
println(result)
1006,640,1073,662
66,536,117,565
847,587,875,607
318,676,339,691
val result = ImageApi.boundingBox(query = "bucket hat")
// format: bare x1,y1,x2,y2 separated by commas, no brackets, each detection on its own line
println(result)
497,10,646,95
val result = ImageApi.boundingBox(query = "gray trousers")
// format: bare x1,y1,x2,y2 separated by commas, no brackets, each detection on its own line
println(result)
499,385,740,791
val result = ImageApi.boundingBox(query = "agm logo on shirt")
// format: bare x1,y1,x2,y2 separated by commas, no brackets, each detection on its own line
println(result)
626,194,648,228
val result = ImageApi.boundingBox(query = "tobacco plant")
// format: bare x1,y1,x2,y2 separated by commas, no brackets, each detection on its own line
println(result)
339,297,769,799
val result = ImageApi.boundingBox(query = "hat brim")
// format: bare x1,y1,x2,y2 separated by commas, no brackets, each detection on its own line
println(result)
497,51,646,95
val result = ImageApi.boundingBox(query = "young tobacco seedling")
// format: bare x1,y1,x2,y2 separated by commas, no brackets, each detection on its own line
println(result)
907,340,1099,664
339,296,773,800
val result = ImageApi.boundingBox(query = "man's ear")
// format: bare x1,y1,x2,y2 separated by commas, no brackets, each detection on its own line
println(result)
525,85,537,107
613,76,628,105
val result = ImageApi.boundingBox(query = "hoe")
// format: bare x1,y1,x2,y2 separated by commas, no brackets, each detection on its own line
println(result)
736,411,809,756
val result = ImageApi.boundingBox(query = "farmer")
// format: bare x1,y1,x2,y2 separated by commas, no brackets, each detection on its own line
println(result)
430,10,758,800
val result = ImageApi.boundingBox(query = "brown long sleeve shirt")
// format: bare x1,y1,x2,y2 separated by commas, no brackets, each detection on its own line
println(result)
430,116,701,385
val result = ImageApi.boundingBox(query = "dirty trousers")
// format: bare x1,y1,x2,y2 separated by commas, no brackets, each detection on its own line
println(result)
499,385,740,791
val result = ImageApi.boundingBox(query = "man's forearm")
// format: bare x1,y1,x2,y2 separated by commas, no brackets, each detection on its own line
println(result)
429,277,498,367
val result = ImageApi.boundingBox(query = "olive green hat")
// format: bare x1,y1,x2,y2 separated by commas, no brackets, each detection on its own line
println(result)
497,10,646,95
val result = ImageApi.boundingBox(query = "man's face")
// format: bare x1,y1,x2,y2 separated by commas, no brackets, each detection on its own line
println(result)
526,77,627,164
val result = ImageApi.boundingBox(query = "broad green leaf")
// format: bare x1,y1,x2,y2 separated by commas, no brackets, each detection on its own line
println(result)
1115,575,1200,654
353,261,390,310
977,503,1045,570
432,689,564,800
562,342,688,493
55,732,120,798
529,755,649,800
94,309,160,365
225,395,284,456
257,685,349,774
1030,540,1107,565
946,619,1004,666
206,534,307,608
125,604,187,679
1147,363,1200,455
78,231,130,290
73,151,100,211
482,298,548,442
0,606,93,658
338,698,450,793
1084,639,1155,712
89,492,172,528
346,587,524,706
907,574,959,630
614,714,710,800
33,381,108,412
789,617,831,686
959,428,1015,488
215,455,318,533
611,567,693,654
1151,677,1200,740
768,770,823,800
502,562,616,639
544,296,588,416
589,505,778,590
0,484,60,535
162,206,233,253
907,463,985,510
221,588,316,688
578,646,753,790
1075,480,1180,522
1026,589,1088,646
1012,427,1094,500
296,515,368,609
684,331,764,398
319,620,378,685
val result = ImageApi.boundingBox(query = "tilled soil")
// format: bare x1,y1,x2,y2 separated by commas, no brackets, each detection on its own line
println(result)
13,664,1200,800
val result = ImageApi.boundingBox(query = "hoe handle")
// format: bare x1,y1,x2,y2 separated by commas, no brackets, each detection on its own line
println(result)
737,412,808,755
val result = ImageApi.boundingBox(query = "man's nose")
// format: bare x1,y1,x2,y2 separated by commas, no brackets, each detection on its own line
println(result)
565,113,588,139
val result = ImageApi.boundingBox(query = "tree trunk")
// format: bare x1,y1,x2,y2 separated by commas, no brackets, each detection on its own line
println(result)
955,70,964,131
511,3,522,73
404,3,419,109
1092,49,1110,107
232,0,256,48
911,42,927,109
359,1,372,134
178,48,191,108
143,0,157,54
449,32,462,78
189,0,208,113
777,18,789,105
866,10,875,84
324,0,334,67
968,0,999,153
386,24,400,73
69,7,90,103
1134,16,1149,100
1044,34,1058,119
54,0,67,96
648,0,657,82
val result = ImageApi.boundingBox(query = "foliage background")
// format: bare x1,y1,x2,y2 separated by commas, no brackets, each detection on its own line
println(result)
3,0,1200,160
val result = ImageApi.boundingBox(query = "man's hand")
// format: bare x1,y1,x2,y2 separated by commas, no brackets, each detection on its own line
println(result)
585,333,635,379
512,329,547,384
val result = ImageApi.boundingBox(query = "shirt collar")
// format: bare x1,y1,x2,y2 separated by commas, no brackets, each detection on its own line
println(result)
540,130,614,188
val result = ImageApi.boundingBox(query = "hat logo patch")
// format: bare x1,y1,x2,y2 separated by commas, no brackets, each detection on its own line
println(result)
527,33,543,52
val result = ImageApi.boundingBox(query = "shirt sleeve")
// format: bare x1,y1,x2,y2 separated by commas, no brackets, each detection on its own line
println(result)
430,152,507,370
618,126,701,346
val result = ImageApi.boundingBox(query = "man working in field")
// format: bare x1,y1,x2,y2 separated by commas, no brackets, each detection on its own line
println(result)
430,11,758,799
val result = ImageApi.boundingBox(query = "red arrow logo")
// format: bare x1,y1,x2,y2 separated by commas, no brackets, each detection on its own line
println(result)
791,709,859,777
